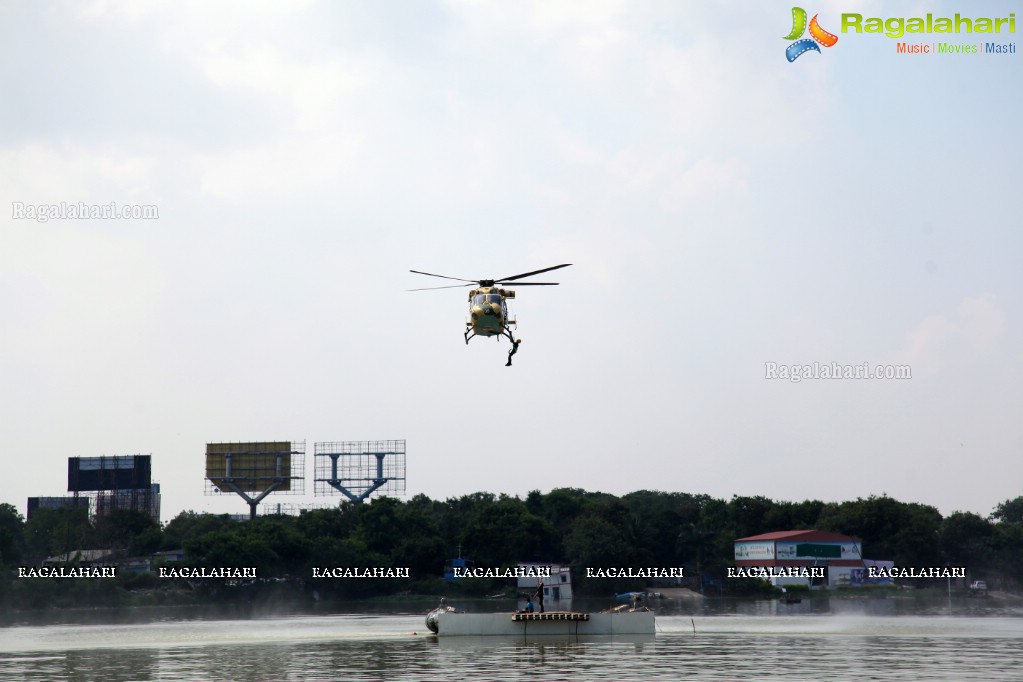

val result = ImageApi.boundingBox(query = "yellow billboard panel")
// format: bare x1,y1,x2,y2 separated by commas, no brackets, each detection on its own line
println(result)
205,442,292,492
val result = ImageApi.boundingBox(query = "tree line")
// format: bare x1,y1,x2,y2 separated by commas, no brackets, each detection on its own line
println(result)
1,489,1021,609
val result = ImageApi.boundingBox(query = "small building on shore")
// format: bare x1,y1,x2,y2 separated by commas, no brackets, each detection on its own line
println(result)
42,548,117,568
734,530,864,588
517,562,573,601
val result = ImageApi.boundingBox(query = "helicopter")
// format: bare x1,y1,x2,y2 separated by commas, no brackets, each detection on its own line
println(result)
408,264,571,366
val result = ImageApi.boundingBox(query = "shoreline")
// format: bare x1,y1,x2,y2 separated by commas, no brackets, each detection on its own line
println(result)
4,587,1017,629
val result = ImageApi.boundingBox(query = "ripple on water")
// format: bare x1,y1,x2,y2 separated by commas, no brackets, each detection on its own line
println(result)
1,614,1022,681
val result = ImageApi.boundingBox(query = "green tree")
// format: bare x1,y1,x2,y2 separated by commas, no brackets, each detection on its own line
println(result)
294,506,358,544
247,516,312,575
696,497,735,577
534,488,605,535
0,503,25,566
566,499,649,594
94,510,161,554
621,490,687,567
763,500,825,530
941,511,995,571
817,495,942,565
991,521,1023,590
23,507,93,562
992,496,1023,524
162,511,237,550
458,494,557,566
728,495,776,539
183,526,278,570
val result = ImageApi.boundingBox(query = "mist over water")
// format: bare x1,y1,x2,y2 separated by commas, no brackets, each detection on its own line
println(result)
2,599,1022,681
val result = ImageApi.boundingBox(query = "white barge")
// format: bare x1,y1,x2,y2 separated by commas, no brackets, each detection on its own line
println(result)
425,608,655,637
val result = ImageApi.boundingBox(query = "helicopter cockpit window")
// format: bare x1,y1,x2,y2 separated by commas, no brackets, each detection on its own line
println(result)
488,294,502,304
473,294,487,306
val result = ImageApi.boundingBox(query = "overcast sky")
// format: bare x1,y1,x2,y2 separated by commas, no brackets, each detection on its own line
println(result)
1,0,1020,522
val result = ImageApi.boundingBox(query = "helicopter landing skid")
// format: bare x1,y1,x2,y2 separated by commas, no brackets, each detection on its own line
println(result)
464,327,520,366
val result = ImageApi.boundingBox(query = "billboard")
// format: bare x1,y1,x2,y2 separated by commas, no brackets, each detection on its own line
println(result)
734,542,775,561
776,542,861,560
27,496,90,519
850,561,894,586
205,442,294,492
68,455,152,492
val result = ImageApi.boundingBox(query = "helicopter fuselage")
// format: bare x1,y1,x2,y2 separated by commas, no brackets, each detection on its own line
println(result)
467,286,515,337
408,263,569,366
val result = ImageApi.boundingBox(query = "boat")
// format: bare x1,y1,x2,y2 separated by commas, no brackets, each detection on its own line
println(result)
614,591,663,601
425,603,655,637
443,548,474,583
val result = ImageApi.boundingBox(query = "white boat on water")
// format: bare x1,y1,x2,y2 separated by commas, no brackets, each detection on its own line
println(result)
425,606,655,637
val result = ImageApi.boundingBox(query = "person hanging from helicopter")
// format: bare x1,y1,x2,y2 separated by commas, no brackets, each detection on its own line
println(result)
505,336,521,367
408,264,571,367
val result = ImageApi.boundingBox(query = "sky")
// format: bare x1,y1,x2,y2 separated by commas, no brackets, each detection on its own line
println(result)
1,0,1020,523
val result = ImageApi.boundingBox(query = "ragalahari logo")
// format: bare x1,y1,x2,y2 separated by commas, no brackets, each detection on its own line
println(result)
784,7,839,61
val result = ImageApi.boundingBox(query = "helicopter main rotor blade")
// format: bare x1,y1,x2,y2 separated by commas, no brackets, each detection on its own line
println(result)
493,263,571,283
407,283,475,291
409,269,478,283
495,282,560,286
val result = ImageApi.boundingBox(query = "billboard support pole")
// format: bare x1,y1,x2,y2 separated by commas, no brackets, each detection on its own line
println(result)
216,479,284,520
322,453,387,503
314,441,405,504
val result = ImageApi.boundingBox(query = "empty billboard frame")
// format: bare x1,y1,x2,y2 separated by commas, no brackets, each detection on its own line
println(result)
314,440,405,504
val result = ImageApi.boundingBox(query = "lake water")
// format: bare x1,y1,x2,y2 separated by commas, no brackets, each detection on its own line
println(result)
2,599,1022,681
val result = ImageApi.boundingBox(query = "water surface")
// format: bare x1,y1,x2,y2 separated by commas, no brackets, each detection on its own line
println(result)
2,600,1021,681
